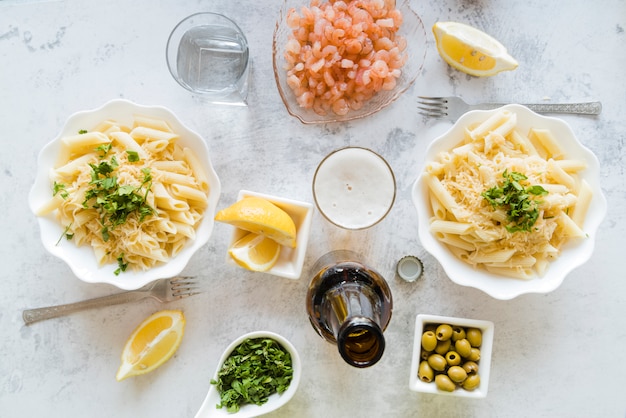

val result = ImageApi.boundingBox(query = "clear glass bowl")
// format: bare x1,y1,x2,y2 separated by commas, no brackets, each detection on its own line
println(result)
272,0,427,124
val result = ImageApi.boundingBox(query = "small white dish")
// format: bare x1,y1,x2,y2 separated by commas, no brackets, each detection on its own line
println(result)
409,314,494,398
412,104,607,299
195,331,301,418
224,190,313,279
28,99,221,290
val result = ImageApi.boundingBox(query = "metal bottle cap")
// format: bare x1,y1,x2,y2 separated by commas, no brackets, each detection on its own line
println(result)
396,256,423,282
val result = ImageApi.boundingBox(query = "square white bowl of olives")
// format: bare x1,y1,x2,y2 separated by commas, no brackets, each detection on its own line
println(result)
409,314,494,398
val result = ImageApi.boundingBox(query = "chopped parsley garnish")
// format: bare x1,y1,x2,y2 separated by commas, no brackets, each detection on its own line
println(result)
82,157,154,243
114,253,128,276
211,338,294,413
482,170,548,233
55,223,74,246
126,150,140,162
53,181,69,199
95,143,112,158
78,129,88,134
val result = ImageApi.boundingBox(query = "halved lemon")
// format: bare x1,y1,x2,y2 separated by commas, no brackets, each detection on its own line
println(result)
215,197,297,248
116,310,185,381
228,232,282,272
433,21,518,77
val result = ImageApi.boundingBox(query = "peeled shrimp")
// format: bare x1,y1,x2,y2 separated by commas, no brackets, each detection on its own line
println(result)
283,0,407,116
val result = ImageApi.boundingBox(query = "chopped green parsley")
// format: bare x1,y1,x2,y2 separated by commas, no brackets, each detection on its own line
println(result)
211,338,294,413
482,170,548,233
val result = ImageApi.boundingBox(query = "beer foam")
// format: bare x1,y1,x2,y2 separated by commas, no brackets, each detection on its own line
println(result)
313,147,396,229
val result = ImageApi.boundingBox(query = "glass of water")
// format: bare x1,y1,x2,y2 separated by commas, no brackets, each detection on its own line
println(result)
166,13,250,106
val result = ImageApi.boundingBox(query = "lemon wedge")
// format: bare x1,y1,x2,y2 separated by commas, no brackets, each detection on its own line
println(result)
215,197,297,248
228,232,282,272
116,310,185,381
433,21,518,77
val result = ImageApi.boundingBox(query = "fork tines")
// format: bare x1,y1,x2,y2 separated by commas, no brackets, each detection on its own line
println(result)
170,276,201,297
417,96,449,117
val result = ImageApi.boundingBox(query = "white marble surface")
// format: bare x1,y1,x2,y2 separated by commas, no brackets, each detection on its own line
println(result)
1,0,625,417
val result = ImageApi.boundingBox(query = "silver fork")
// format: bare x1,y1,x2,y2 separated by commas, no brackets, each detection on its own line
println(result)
22,276,200,325
418,96,602,122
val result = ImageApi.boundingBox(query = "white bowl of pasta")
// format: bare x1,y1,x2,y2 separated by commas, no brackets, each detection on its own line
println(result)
412,104,607,300
29,99,221,290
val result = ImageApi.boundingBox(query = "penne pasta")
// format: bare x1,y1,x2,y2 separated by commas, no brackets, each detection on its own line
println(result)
529,128,563,159
468,110,513,140
39,116,212,272
470,248,517,264
152,183,190,212
571,180,592,227
170,184,208,205
130,126,179,143
109,131,148,159
428,191,447,220
425,109,593,279
184,147,210,192
547,159,576,190
54,153,98,177
133,115,174,132
424,174,467,221
556,212,586,238
430,219,473,235
154,169,198,188
61,131,110,154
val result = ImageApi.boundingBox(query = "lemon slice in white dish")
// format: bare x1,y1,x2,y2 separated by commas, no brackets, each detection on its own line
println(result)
215,196,297,248
228,232,281,272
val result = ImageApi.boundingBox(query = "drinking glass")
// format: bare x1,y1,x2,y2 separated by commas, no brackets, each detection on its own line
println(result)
312,147,396,230
166,12,250,105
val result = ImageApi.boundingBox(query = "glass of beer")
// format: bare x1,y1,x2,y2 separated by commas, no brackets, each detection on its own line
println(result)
312,147,396,230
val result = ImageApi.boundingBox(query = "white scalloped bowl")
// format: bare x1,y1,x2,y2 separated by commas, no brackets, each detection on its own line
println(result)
28,99,221,290
412,104,607,300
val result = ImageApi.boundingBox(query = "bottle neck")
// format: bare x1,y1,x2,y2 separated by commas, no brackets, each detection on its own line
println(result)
337,316,385,368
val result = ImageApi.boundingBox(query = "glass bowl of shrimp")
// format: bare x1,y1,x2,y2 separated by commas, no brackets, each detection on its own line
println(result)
272,0,427,124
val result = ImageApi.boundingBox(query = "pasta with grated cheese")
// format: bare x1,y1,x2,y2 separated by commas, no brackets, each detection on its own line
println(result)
36,116,209,273
425,109,592,279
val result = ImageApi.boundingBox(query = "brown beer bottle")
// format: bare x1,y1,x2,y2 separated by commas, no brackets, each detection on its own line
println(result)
306,250,393,368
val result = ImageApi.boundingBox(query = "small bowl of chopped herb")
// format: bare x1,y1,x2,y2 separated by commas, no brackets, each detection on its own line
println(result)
28,99,221,290
195,331,301,417
412,104,607,299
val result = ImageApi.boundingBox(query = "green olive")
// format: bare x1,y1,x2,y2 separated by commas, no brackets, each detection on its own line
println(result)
436,324,453,341
445,350,461,366
451,326,466,342
435,374,456,392
421,330,438,351
462,361,479,375
468,347,481,362
421,349,431,361
434,338,451,355
418,360,434,383
454,338,472,358
447,365,468,383
462,373,481,391
427,353,447,372
466,328,483,347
